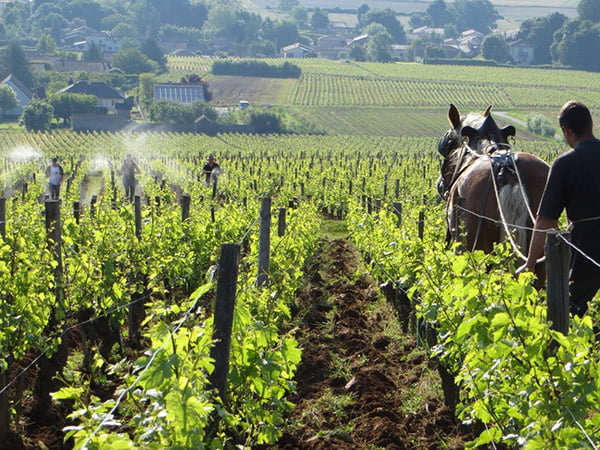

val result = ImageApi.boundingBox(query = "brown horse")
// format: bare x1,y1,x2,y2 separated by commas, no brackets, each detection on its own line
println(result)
437,104,550,257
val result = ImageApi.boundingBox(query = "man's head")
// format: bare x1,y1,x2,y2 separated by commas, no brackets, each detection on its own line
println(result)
51,157,58,164
207,155,215,163
559,101,593,138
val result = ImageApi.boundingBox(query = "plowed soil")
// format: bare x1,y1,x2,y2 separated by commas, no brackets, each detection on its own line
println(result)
274,238,475,449
4,237,475,449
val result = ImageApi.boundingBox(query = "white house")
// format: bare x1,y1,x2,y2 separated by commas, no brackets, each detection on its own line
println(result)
508,40,535,65
390,44,410,61
1,74,33,117
64,26,120,53
281,42,317,58
58,81,126,112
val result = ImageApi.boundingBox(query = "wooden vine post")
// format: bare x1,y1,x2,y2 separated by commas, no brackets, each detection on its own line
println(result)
0,197,5,238
257,196,271,288
181,194,191,222
277,207,286,237
392,201,402,228
209,243,241,403
134,195,142,239
73,201,80,225
33,200,68,420
545,232,570,335
45,200,63,288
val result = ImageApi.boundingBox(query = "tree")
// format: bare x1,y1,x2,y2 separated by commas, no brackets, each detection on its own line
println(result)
250,111,283,134
262,19,300,50
527,114,556,137
449,0,501,34
348,43,367,61
425,45,446,58
551,20,600,71
138,73,155,105
278,0,300,12
141,38,167,71
578,0,600,23
291,6,308,27
311,8,329,30
517,13,567,64
427,0,449,27
365,23,393,62
482,34,511,63
49,93,97,124
84,42,103,62
0,85,17,117
360,9,406,44
3,42,35,88
37,33,56,54
409,12,431,29
112,48,156,74
20,101,54,131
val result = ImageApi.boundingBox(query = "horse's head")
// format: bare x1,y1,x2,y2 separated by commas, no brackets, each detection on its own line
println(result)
438,104,516,157
437,104,516,197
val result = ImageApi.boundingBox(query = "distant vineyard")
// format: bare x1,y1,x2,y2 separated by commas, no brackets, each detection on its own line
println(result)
288,73,509,107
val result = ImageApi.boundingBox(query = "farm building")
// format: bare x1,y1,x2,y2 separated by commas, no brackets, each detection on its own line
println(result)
154,82,206,104
58,81,126,112
281,43,317,58
508,40,535,65
1,74,33,117
63,26,120,53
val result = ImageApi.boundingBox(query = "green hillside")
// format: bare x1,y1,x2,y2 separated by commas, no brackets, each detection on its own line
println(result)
168,56,600,138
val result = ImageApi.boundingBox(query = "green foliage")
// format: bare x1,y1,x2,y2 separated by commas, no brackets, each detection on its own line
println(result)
517,12,567,65
212,60,301,78
311,7,329,30
49,93,98,123
83,42,103,63
37,33,57,55
20,100,54,131
365,23,393,62
551,19,600,71
249,111,283,134
578,0,600,23
527,114,556,137
0,85,18,115
2,41,35,89
138,73,155,105
148,100,217,124
482,34,511,63
359,8,406,44
449,0,501,34
112,48,157,74
140,37,167,72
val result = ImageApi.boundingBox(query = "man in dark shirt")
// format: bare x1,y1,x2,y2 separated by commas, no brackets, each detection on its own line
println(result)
203,155,220,186
521,101,600,316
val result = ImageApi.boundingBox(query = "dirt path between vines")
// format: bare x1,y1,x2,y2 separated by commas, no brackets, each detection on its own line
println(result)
274,238,474,449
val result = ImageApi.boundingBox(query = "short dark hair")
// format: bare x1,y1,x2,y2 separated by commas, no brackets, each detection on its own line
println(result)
558,101,593,136
51,157,57,163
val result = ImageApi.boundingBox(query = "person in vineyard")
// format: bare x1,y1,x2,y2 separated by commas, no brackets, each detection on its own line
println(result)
119,154,140,202
203,154,220,186
519,100,600,317
45,157,64,200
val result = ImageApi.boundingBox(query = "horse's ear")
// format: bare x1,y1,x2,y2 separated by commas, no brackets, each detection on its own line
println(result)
448,104,461,129
483,105,492,117
501,125,516,139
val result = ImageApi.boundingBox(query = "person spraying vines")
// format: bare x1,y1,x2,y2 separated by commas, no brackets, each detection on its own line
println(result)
203,154,221,187
119,154,140,202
